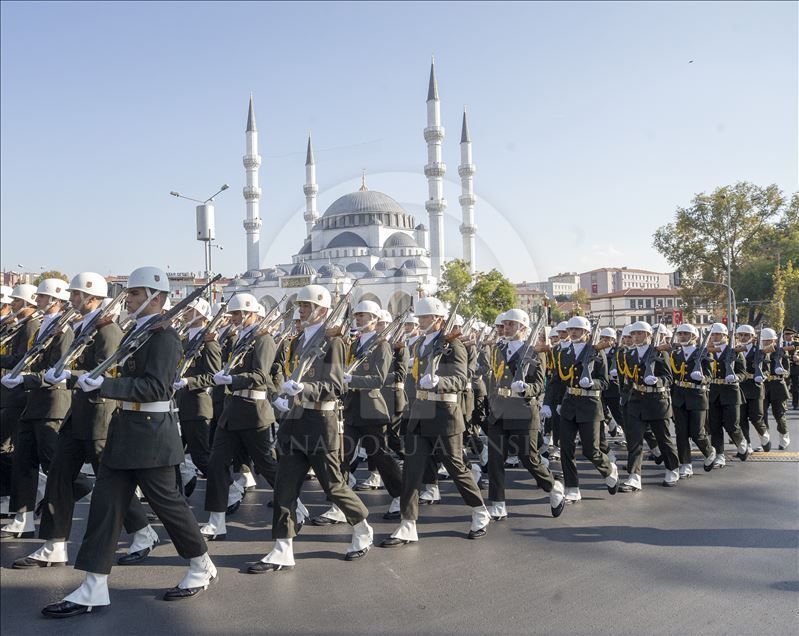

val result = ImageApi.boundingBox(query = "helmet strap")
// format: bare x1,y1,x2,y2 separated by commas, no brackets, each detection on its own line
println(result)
128,288,159,321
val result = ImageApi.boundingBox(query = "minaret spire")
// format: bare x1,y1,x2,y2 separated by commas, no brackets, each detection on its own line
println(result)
303,132,319,236
242,94,262,271
458,106,476,273
424,55,446,277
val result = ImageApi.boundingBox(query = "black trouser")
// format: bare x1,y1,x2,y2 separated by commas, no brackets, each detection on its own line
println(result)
789,373,799,408
672,406,712,464
10,418,61,513
205,426,277,512
546,407,561,447
708,401,744,455
644,424,659,451
604,395,624,432
625,415,679,475
342,423,402,498
0,406,22,499
764,383,789,435
560,415,613,488
38,427,148,542
739,397,767,442
272,447,367,539
401,432,483,520
386,412,404,459
181,418,211,476
487,423,554,503
74,463,207,574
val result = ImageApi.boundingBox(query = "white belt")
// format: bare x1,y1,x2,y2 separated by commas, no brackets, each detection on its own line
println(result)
233,389,267,400
122,401,172,413
301,400,337,411
416,390,458,403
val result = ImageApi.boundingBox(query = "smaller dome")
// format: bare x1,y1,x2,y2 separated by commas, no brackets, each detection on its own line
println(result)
393,268,407,278
243,269,263,279
291,262,317,276
373,260,391,271
415,223,426,231
346,262,370,274
363,269,386,279
326,231,368,249
263,267,287,281
318,264,346,278
383,232,419,249
298,240,312,255
403,258,428,270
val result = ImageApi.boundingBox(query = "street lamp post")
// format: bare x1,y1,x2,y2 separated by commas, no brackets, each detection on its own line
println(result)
170,184,229,301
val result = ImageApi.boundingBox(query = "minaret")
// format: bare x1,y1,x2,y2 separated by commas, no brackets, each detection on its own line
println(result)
242,94,262,272
424,57,446,276
303,133,319,236
458,107,476,273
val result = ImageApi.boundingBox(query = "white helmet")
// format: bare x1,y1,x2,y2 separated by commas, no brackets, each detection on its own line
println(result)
36,278,70,302
735,324,755,335
256,303,267,318
494,311,507,326
676,324,699,337
68,272,108,298
379,309,392,323
503,308,530,328
297,284,331,309
760,327,777,342
189,297,212,320
453,314,465,327
292,308,302,321
556,321,569,333
10,284,37,305
621,324,633,338
600,327,616,339
0,285,12,305
415,297,446,317
227,293,259,313
630,320,653,334
353,300,381,317
548,328,560,340
127,266,170,292
211,302,227,316
404,312,419,325
657,324,673,338
709,322,728,335
566,315,590,331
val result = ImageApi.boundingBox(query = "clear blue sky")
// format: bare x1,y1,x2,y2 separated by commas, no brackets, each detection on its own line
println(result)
1,1,796,282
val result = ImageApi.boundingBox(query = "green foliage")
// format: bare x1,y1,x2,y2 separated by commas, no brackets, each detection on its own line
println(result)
434,259,517,324
32,270,69,286
570,288,590,306
437,259,474,313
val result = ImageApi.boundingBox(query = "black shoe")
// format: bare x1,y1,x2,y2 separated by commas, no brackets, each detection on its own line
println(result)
354,483,382,491
41,600,97,618
0,530,34,539
736,450,750,462
163,577,215,601
661,481,678,488
13,556,67,569
201,532,226,541
117,546,154,565
226,500,241,515
247,562,294,574
762,441,771,452
382,511,401,520
551,500,565,518
703,462,714,472
468,527,487,540
379,537,412,548
344,545,371,561
418,498,440,505
183,476,198,498
607,481,619,496
619,484,640,493
490,515,507,522
309,515,342,526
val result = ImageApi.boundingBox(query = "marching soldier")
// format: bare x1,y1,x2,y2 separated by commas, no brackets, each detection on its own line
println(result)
381,297,490,547
601,327,624,440
735,324,771,452
546,316,619,503
15,272,155,569
669,323,717,477
759,328,791,449
1,279,74,538
0,284,40,518
379,309,407,467
485,309,565,520
42,266,216,619
706,322,749,467
252,285,371,571
785,329,798,410
541,320,570,461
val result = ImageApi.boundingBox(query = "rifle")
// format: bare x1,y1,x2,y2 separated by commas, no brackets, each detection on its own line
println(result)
773,329,787,374
222,302,292,375
51,291,127,377
749,334,765,381
0,310,44,347
422,299,462,380
174,302,230,382
512,311,548,384
86,275,221,380
576,319,601,385
345,308,410,375
639,320,667,380
691,328,712,377
7,307,79,380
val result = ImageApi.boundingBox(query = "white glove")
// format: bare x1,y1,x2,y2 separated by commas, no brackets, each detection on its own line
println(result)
77,375,103,393
419,374,439,390
690,371,703,382
754,375,764,384
173,378,188,390
44,368,71,385
0,375,23,389
644,375,658,386
725,374,738,384
579,377,594,389
511,380,528,394
556,404,561,415
540,404,552,419
609,368,618,379
343,373,352,383
775,367,786,375
273,397,290,413
213,371,232,386
282,380,304,396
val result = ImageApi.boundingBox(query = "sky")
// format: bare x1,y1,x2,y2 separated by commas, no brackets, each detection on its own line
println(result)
1,1,796,283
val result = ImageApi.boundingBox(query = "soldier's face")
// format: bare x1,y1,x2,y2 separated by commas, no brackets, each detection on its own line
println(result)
355,312,376,330
503,320,524,340
549,335,559,345
761,339,775,347
10,298,26,313
495,324,505,337
69,290,83,309
599,336,614,347
229,310,244,326
621,335,632,345
418,314,435,331
297,301,316,322
631,330,649,345
404,323,417,334
557,330,569,341
737,333,752,344
710,333,725,344
35,294,54,311
568,327,587,342
376,321,388,331
125,287,163,315
677,332,694,345
0,304,9,316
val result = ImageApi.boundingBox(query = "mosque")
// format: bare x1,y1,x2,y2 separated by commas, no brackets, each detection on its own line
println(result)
224,60,477,316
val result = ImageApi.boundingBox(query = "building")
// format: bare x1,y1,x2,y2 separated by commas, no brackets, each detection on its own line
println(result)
224,59,481,314
515,283,547,314
580,267,673,296
106,272,230,304
588,288,713,330
520,273,579,299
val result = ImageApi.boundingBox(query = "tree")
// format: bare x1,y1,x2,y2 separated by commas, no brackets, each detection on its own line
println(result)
437,259,475,315
570,288,590,306
470,269,517,324
32,270,69,286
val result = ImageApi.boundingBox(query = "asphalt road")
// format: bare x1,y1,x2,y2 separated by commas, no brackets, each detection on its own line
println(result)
2,411,798,635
